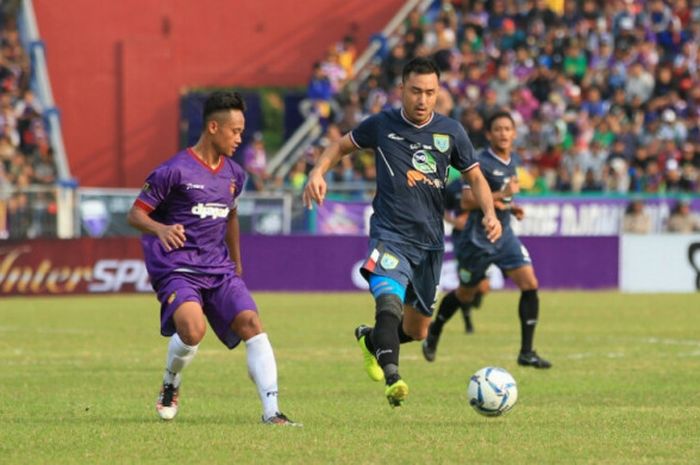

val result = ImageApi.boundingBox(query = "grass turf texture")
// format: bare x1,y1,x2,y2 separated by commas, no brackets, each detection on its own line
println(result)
1,292,699,465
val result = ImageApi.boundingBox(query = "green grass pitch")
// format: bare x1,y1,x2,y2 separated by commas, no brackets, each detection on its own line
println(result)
1,291,699,464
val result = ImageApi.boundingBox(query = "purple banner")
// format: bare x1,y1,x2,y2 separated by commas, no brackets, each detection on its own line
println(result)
241,234,619,291
317,197,700,236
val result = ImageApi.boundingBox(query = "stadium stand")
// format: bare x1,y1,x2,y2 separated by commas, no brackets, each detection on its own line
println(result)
281,0,700,198
0,0,58,239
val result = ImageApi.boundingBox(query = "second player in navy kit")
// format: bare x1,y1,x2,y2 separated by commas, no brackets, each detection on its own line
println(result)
422,111,552,369
303,58,501,406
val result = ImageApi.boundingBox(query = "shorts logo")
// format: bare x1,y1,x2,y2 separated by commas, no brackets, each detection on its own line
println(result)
380,253,399,270
167,291,177,304
459,268,472,283
433,134,450,153
411,150,437,174
520,245,532,262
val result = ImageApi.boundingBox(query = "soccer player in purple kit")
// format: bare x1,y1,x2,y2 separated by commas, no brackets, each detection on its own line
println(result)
127,91,299,426
303,58,501,407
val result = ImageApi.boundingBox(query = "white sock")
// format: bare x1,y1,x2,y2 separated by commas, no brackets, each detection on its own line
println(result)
245,332,279,419
163,333,199,388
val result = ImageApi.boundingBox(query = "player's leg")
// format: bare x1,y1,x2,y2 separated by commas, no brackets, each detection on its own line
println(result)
203,275,299,425
156,279,207,421
499,239,551,369
423,248,488,362
461,278,490,333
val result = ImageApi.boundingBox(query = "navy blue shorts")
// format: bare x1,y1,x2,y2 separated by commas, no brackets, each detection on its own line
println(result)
361,239,442,316
456,234,532,287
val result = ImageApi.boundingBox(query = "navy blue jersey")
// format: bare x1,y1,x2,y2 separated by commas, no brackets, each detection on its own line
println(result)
351,108,478,250
459,148,517,251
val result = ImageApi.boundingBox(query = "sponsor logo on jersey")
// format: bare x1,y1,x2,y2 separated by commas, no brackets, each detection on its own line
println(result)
493,170,505,176
410,143,421,150
387,132,404,141
380,253,399,270
411,150,437,174
433,133,450,153
191,203,230,219
407,170,443,189
186,183,205,190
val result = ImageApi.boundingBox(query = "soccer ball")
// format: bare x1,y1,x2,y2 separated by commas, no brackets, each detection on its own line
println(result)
467,367,518,416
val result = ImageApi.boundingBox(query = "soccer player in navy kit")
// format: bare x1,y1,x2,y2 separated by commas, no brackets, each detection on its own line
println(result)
303,58,501,406
444,177,490,334
422,111,552,369
127,91,298,425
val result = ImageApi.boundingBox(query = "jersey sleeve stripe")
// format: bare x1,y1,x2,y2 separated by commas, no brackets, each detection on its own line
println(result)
134,199,155,213
460,162,480,173
349,131,363,149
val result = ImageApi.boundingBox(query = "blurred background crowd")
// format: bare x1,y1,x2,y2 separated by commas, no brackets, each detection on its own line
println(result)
0,0,56,239
2,0,700,239
273,0,700,201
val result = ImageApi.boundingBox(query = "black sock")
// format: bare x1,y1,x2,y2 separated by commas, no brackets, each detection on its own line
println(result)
519,289,539,353
472,291,484,309
363,328,376,353
370,294,402,377
460,301,474,331
397,321,413,344
431,290,462,335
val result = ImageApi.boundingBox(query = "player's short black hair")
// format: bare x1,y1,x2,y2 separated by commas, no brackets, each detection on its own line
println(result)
203,91,246,123
485,110,515,132
401,57,440,82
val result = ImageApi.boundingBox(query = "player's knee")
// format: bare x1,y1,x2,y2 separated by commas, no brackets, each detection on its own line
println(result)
177,320,206,345
455,285,477,303
375,293,403,320
405,324,428,341
519,277,538,291
232,310,263,340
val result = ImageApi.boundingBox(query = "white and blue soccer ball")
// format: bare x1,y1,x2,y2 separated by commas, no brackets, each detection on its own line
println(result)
467,367,518,416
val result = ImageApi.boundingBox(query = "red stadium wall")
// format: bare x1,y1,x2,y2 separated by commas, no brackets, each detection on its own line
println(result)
33,0,403,188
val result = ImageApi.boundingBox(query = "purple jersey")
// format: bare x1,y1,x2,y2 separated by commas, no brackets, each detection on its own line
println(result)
134,148,246,284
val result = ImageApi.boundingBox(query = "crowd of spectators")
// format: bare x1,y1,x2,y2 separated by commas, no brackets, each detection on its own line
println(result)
0,4,58,239
280,0,700,199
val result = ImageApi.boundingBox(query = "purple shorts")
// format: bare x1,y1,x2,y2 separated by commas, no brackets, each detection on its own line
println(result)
155,272,257,349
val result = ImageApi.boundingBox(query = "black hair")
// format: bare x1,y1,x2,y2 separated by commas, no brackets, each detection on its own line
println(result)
203,91,246,123
485,110,515,132
401,57,440,82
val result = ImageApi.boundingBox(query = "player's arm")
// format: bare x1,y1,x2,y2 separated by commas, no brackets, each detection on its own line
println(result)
461,177,519,209
226,208,243,276
127,204,186,252
302,134,357,209
462,167,502,243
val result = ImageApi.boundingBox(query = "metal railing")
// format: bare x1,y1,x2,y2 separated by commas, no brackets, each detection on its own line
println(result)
267,0,433,181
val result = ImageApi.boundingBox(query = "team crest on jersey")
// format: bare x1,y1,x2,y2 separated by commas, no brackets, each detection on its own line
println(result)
411,150,437,174
433,134,450,153
380,253,399,270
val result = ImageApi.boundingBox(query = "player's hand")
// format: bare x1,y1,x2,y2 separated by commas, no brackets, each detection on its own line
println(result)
302,170,327,209
511,205,525,221
157,224,186,251
482,214,502,243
